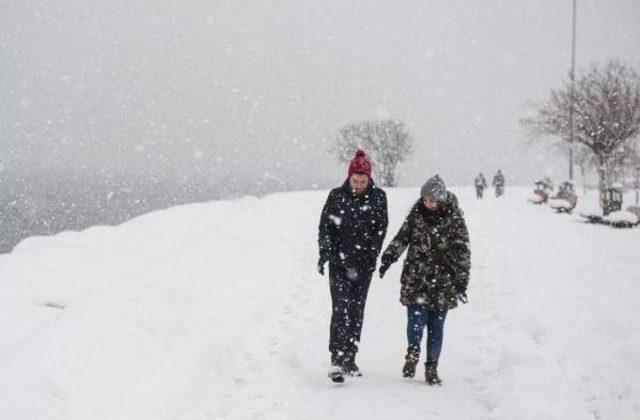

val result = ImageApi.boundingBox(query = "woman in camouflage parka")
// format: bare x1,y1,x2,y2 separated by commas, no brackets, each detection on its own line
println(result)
379,175,470,385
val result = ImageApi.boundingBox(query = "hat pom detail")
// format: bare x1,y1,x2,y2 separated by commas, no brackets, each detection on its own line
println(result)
348,149,372,178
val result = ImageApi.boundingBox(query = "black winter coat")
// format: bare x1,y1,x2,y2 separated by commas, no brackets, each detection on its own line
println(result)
318,179,388,271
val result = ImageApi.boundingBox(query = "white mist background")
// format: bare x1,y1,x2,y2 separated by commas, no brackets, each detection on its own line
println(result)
2,0,639,191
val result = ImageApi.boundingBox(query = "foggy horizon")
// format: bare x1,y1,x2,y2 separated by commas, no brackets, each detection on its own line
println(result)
2,1,639,187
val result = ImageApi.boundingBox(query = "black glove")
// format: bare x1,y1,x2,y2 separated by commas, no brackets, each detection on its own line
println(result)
379,262,391,278
455,282,468,304
317,256,327,276
457,291,468,304
379,254,393,278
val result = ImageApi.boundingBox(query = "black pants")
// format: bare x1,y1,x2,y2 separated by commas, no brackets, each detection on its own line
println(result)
328,264,373,364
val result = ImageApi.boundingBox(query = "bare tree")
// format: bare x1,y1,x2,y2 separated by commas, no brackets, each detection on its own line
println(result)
522,60,640,195
335,119,413,187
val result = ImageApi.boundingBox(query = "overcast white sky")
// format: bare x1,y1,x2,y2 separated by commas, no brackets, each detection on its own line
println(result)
1,0,639,191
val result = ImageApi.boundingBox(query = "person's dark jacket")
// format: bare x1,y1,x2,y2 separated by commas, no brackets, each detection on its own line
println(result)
318,179,388,271
381,192,470,310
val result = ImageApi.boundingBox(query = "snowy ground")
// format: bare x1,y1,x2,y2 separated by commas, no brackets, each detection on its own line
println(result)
1,187,639,420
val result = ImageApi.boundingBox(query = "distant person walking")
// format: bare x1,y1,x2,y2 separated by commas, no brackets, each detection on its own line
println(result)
379,175,470,386
474,172,487,199
493,169,505,197
318,149,388,383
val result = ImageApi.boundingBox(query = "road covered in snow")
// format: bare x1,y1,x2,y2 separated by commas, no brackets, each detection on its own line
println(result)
1,187,638,420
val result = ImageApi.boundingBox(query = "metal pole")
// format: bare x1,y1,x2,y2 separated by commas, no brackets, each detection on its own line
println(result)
636,168,640,207
568,0,577,181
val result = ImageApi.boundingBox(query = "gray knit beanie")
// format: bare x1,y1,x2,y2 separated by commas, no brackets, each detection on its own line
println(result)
421,175,447,201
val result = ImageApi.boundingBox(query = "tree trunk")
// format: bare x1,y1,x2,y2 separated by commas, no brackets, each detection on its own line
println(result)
380,167,395,187
377,159,396,187
597,155,608,207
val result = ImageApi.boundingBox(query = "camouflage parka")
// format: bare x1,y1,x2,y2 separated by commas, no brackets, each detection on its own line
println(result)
381,192,471,310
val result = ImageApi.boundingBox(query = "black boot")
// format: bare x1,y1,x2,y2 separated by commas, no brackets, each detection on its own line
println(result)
342,358,362,377
424,361,442,386
402,352,420,378
328,365,344,383
328,353,345,383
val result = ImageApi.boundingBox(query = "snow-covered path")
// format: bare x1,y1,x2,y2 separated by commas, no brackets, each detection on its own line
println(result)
1,187,638,419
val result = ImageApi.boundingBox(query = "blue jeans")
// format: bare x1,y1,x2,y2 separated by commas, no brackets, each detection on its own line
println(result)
407,306,447,362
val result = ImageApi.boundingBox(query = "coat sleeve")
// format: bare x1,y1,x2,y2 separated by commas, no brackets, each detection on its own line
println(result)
318,190,336,260
381,211,412,265
372,192,388,255
448,209,471,287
